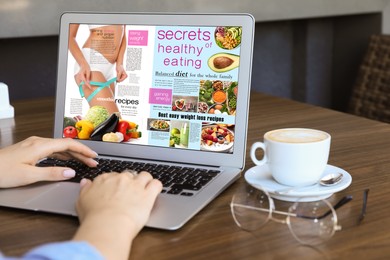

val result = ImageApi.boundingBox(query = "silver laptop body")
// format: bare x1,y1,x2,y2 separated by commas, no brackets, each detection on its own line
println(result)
0,12,254,230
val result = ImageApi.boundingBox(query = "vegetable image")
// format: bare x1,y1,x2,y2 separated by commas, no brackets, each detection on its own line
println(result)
150,120,170,130
102,132,124,143
116,121,132,141
90,113,119,141
63,126,78,138
127,121,138,129
227,82,238,114
116,120,142,142
75,120,94,140
199,80,215,106
84,106,110,128
212,90,227,104
116,121,131,141
215,26,242,50
63,117,76,128
130,131,142,139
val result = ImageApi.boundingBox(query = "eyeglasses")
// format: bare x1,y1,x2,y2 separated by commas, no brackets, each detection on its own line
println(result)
358,188,369,224
230,187,353,245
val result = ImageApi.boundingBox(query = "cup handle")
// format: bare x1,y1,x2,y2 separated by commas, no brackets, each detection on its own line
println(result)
250,142,267,166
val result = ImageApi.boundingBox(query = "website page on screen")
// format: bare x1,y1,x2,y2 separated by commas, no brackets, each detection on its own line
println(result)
63,23,242,154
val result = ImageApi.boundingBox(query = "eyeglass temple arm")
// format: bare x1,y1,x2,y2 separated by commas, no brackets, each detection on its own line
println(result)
358,189,369,223
332,195,354,211
298,195,353,220
319,195,353,219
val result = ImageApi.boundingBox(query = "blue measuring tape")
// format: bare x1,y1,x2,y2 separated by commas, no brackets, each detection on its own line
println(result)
79,77,117,102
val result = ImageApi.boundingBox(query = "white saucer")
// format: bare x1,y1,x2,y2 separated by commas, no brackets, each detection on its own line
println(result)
244,164,352,202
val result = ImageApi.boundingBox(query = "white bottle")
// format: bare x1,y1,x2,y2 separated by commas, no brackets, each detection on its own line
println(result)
0,83,15,119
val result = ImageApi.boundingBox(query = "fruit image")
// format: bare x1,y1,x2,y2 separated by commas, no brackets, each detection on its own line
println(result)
208,53,239,73
170,128,180,147
174,99,185,110
213,56,234,69
171,128,180,136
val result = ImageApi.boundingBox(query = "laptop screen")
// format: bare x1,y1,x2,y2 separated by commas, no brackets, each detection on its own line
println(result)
63,23,242,154
56,13,254,169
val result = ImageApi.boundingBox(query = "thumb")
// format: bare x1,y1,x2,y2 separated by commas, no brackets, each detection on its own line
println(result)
76,178,92,222
79,178,92,197
85,71,91,89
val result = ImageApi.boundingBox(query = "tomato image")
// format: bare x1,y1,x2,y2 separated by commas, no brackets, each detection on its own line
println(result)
63,126,78,138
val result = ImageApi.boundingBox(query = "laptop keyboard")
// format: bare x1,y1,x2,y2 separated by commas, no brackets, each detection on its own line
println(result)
37,158,221,196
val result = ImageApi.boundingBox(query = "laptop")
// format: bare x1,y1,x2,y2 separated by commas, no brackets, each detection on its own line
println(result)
0,12,254,230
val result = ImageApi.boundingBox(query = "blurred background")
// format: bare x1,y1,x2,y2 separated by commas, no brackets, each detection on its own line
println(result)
1,0,389,112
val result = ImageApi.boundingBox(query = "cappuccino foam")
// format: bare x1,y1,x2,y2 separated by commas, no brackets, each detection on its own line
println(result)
266,129,328,143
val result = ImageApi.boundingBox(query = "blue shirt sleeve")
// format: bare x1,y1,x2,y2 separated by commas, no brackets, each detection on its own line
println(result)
1,241,104,260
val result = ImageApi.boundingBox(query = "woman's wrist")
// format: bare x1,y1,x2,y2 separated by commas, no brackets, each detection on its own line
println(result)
74,211,138,259
78,208,139,235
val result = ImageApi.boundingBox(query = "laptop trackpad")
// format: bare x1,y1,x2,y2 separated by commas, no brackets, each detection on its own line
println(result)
25,182,79,216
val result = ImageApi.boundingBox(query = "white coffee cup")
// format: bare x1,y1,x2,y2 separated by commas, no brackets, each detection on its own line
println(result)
250,128,331,186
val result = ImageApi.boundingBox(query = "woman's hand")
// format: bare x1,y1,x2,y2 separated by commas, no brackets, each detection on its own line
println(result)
74,172,162,259
116,64,128,82
75,64,92,89
0,136,98,188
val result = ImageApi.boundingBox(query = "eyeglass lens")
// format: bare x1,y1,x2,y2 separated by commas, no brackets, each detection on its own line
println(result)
231,189,272,231
288,200,338,245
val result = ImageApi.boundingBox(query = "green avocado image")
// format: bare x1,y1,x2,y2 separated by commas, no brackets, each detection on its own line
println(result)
208,53,239,73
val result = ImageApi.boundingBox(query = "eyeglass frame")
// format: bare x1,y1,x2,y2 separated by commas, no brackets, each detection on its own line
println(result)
230,187,353,245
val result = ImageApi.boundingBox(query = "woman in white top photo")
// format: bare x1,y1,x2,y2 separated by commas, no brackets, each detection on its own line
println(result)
69,24,128,114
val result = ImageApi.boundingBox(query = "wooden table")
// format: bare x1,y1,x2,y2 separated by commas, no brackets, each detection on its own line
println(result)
1,92,390,259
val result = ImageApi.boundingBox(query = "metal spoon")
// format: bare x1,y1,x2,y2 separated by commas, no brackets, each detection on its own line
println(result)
274,172,344,194
320,172,343,186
